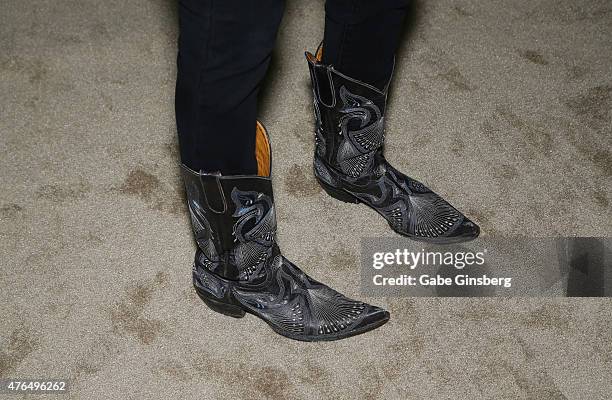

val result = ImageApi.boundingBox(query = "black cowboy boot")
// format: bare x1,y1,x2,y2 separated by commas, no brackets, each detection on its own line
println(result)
182,121,389,341
305,47,479,243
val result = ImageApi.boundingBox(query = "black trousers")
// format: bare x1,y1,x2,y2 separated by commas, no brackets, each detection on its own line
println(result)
176,0,410,175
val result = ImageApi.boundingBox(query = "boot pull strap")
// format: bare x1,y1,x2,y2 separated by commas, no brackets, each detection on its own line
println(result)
306,52,336,108
199,173,227,214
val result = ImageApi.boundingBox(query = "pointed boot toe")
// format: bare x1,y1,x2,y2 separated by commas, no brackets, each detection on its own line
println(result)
352,305,390,334
451,217,480,242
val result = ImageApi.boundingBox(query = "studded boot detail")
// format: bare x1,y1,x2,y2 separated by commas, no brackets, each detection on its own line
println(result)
182,121,389,341
305,48,480,243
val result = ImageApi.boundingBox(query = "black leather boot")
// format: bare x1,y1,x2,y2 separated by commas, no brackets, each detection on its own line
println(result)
182,121,389,341
305,48,480,243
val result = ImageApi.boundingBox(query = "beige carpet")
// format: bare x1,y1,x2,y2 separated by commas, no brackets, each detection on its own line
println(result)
1,0,610,398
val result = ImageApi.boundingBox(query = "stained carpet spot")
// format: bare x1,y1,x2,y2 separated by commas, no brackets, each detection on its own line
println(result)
291,120,315,150
437,67,474,91
565,127,612,178
152,181,186,216
453,5,473,17
589,149,612,177
74,362,101,378
0,203,23,218
110,275,167,345
519,50,549,66
494,164,519,180
284,164,322,197
162,140,180,160
89,22,110,41
572,146,612,178
482,353,568,400
154,271,168,285
299,360,330,385
158,360,193,382
522,304,571,330
44,296,72,321
358,364,385,400
119,168,186,216
251,366,290,399
84,231,104,246
525,2,611,24
564,85,612,131
35,180,91,202
71,337,116,381
1,57,49,84
566,65,587,81
592,190,609,208
491,105,553,156
120,169,160,201
0,327,39,377
509,364,568,400
450,136,465,155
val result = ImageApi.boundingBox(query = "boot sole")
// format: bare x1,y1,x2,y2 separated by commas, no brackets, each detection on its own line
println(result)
195,286,389,341
316,175,479,244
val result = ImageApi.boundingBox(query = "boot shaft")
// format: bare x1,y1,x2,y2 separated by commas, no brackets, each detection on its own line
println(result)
181,121,277,282
306,51,389,178
182,166,278,281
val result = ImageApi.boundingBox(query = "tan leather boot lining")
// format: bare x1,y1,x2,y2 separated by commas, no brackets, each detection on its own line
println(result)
306,45,324,64
315,45,323,61
255,120,271,177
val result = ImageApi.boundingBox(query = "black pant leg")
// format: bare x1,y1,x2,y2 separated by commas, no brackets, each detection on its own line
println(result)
323,0,410,90
175,0,285,175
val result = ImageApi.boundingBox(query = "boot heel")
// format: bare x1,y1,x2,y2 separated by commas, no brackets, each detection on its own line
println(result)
195,288,246,318
317,178,360,204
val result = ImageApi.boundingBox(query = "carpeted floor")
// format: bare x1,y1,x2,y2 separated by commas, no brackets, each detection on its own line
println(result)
1,0,610,398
